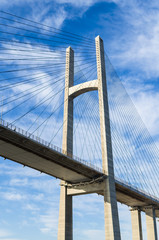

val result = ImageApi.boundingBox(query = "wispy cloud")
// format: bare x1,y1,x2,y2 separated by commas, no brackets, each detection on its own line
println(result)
0,228,20,240
107,0,159,78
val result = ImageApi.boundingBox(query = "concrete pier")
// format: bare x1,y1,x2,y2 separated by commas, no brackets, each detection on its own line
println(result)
145,206,157,240
58,181,73,240
131,208,143,240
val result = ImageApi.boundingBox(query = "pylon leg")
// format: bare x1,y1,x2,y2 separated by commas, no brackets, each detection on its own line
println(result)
104,178,121,240
58,183,73,240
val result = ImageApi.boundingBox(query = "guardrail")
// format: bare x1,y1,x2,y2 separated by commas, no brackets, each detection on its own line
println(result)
0,119,103,173
1,119,159,203
115,177,159,203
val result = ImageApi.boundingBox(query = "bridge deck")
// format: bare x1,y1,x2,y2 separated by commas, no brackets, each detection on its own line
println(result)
0,122,159,215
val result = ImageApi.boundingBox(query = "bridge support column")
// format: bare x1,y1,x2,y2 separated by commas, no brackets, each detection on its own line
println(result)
96,36,121,240
58,46,74,240
131,208,143,240
58,182,73,240
145,206,157,240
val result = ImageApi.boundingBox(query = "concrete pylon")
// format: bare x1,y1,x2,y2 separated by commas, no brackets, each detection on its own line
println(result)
95,36,121,240
131,208,143,240
145,206,157,240
58,36,121,240
57,46,74,240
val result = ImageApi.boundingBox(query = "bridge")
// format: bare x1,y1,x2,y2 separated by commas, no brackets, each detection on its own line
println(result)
1,119,159,209
0,10,159,240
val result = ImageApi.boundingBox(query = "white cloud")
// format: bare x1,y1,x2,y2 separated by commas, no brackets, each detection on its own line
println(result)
0,2,68,31
0,0,50,6
9,178,28,186
0,239,19,240
108,0,159,78
0,0,116,8
0,162,42,177
0,229,11,238
2,192,25,201
82,229,105,240
25,203,39,211
55,0,101,7
42,7,67,29
30,4,68,29
130,90,159,137
39,212,58,235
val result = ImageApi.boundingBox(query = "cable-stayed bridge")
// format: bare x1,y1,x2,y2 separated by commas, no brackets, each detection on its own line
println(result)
0,11,159,240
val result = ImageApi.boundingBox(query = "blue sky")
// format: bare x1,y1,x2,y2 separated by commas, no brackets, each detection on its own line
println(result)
0,0,159,240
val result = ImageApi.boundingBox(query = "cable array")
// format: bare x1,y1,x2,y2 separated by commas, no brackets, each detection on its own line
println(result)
0,10,100,167
105,53,159,198
0,10,159,200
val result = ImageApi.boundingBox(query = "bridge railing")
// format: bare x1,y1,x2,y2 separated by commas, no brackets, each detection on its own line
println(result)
115,176,159,203
0,119,103,173
1,119,159,203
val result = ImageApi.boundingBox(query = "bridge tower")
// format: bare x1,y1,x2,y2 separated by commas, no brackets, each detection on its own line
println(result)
57,36,121,240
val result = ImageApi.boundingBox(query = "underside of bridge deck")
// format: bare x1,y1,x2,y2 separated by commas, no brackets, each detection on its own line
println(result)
0,124,159,216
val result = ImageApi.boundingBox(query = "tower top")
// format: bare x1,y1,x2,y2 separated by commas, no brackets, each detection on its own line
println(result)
66,46,74,52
